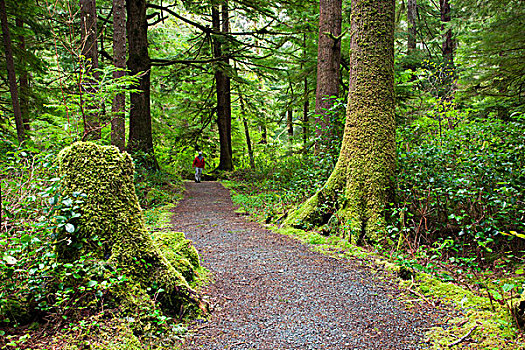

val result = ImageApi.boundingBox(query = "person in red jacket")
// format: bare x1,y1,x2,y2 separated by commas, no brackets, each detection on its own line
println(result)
192,151,205,183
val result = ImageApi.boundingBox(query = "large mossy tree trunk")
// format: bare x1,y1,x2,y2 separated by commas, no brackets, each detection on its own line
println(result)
285,0,395,243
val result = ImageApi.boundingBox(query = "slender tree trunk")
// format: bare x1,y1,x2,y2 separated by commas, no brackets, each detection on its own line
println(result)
16,18,30,131
314,0,342,149
239,94,255,169
111,0,126,151
0,0,25,143
439,0,455,124
407,0,417,53
287,109,293,141
303,76,309,148
440,0,454,67
286,0,396,244
80,0,101,140
302,33,309,149
126,0,157,168
222,3,232,163
213,3,233,171
260,122,267,144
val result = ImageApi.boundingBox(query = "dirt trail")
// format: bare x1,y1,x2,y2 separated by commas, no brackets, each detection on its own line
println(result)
171,181,434,350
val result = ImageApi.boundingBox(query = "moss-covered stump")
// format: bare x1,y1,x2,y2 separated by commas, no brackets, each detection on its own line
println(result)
154,231,200,282
57,141,206,315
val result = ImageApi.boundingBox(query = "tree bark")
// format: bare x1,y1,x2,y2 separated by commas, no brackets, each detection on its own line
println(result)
239,94,255,169
260,121,267,144
286,0,396,243
314,0,342,149
0,0,25,143
80,0,101,140
407,0,417,53
440,0,454,67
213,2,233,171
302,33,309,149
16,18,30,131
303,76,309,148
126,0,157,168
287,109,293,141
111,0,126,151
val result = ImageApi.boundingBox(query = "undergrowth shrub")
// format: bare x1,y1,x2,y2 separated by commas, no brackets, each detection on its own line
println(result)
0,140,189,346
0,140,128,328
229,153,333,222
228,111,525,271
391,115,525,259
131,150,184,209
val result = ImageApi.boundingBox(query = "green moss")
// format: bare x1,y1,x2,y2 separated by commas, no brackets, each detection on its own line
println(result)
409,273,523,349
153,231,200,281
57,142,202,315
283,0,396,242
60,324,142,350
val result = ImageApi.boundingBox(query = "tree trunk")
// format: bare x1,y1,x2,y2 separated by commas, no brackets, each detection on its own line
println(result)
213,3,233,171
287,109,293,141
302,33,309,149
260,121,267,144
0,0,25,143
239,94,255,169
286,0,396,243
80,0,101,140
407,0,417,53
440,0,454,67
314,0,342,149
111,0,126,151
439,0,455,121
126,0,157,168
16,18,30,131
303,76,309,148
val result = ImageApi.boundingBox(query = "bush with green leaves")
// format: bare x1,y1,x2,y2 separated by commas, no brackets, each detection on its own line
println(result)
0,140,193,336
391,113,524,258
0,141,130,327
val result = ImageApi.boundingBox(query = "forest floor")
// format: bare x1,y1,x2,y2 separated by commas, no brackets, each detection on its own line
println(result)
171,181,442,349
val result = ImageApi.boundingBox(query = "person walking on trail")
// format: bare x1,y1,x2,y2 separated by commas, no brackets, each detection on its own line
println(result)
193,152,205,183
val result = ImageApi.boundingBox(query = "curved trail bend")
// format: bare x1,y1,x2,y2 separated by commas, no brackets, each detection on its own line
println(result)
172,181,433,350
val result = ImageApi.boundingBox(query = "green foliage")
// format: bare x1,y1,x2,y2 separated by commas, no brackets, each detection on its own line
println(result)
391,114,525,255
455,0,525,117
0,141,203,349
0,141,127,327
228,151,334,223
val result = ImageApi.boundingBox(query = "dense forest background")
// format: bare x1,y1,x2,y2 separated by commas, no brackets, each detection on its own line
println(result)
0,0,524,348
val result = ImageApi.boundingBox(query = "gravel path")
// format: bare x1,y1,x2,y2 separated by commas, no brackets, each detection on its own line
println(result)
172,181,434,350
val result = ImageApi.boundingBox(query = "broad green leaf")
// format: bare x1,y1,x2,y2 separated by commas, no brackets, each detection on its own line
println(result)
3,255,17,265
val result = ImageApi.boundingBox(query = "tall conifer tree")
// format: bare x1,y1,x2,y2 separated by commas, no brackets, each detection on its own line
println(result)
286,0,396,243
0,0,25,143
314,0,342,150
